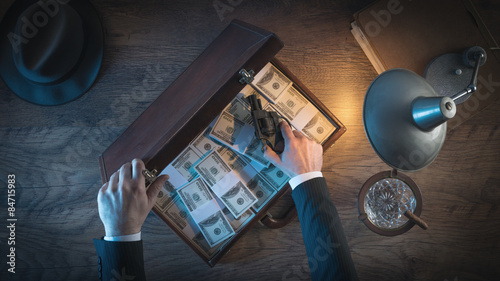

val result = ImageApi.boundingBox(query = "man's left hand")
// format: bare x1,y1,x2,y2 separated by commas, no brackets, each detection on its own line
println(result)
97,158,169,237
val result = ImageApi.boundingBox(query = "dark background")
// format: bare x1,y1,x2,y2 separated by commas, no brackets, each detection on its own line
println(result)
1,0,499,280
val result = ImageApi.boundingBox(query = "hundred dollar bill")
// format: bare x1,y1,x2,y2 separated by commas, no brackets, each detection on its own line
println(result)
211,112,269,167
302,112,335,144
238,84,270,109
190,127,222,156
224,97,252,124
247,173,276,211
222,207,254,232
220,181,257,218
244,136,270,167
171,146,202,181
177,178,213,212
275,86,309,121
252,63,292,103
194,150,232,187
211,111,248,146
198,209,235,247
259,164,290,190
155,181,178,212
217,146,248,173
163,197,195,234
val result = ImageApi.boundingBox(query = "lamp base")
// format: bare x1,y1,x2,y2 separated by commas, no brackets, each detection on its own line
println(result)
424,53,472,105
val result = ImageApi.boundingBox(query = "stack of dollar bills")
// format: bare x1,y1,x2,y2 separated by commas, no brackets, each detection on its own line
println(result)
153,63,336,257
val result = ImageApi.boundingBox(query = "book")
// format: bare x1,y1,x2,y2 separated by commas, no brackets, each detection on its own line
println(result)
351,0,500,129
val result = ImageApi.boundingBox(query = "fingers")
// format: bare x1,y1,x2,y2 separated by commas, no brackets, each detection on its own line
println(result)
108,172,119,192
264,144,281,166
132,158,146,182
119,162,132,185
146,174,169,207
292,129,305,138
279,121,294,141
97,182,109,203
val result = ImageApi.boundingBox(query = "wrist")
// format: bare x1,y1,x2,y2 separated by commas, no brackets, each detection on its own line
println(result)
104,225,141,237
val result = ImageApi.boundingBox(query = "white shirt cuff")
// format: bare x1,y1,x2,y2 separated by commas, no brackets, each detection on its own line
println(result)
104,232,141,242
289,171,323,190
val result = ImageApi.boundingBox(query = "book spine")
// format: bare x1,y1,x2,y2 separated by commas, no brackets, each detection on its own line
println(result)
350,21,386,74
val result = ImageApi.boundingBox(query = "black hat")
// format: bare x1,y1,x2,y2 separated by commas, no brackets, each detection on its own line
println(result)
0,0,103,106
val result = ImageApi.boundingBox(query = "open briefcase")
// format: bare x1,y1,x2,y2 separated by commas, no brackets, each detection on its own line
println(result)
99,20,346,266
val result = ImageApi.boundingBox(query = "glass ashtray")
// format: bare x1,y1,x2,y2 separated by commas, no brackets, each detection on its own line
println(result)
358,170,424,236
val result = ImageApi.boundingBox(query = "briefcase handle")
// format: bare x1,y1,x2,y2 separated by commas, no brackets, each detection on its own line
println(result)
260,203,298,229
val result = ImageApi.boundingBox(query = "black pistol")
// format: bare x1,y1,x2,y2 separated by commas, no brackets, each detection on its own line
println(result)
247,94,284,153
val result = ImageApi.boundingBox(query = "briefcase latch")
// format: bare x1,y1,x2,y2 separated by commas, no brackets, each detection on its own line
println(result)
142,168,158,187
238,68,254,84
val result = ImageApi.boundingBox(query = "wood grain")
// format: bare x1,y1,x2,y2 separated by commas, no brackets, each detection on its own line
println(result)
0,0,499,280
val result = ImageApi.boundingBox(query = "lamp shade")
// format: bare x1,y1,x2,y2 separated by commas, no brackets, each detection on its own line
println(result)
363,69,451,171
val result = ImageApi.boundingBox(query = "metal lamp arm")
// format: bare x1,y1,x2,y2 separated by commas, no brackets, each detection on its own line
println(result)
451,52,484,101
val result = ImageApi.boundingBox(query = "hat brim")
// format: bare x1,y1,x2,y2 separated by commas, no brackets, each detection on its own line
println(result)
0,0,104,106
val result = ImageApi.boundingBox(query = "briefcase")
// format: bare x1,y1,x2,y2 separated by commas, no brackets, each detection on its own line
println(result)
99,20,346,266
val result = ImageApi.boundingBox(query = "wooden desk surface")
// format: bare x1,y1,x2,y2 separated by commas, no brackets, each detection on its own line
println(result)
0,0,499,280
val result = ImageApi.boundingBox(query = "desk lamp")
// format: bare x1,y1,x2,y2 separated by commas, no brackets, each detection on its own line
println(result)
358,46,487,236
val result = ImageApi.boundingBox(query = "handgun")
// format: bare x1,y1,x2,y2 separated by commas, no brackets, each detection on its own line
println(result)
246,94,285,153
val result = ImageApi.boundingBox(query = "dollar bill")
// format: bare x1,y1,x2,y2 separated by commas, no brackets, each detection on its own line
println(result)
222,207,254,232
260,164,290,190
190,127,222,156
163,197,194,233
247,173,276,211
275,86,309,121
220,181,257,218
171,146,202,181
224,98,252,124
302,112,335,144
238,85,269,109
211,111,246,146
217,146,248,173
198,209,235,247
244,136,270,167
253,63,292,103
177,178,213,212
155,181,178,212
211,111,269,167
194,150,232,187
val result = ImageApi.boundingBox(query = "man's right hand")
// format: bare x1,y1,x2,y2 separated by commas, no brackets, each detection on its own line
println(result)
264,121,323,178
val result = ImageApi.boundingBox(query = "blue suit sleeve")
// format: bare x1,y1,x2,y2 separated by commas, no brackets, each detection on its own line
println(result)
292,177,358,281
93,239,147,281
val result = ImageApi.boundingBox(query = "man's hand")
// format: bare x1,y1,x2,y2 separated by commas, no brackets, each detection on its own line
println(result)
264,121,323,178
97,158,169,237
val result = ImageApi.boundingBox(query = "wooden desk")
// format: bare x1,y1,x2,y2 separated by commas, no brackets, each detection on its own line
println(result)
0,0,498,280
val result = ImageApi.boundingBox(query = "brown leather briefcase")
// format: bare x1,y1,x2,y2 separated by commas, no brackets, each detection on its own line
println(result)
98,20,346,266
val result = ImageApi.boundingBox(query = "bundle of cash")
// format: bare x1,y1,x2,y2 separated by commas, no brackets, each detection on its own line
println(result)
177,177,235,247
194,150,258,218
246,173,276,211
252,63,293,102
210,110,270,167
251,63,337,145
215,196,254,232
156,187,221,258
170,146,203,181
190,126,223,157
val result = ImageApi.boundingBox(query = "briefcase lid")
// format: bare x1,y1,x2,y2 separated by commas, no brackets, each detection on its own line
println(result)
99,20,284,182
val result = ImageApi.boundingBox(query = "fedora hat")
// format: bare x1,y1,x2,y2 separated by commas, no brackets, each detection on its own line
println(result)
0,0,103,105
